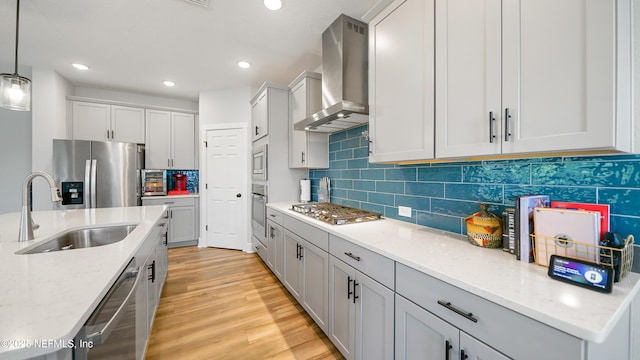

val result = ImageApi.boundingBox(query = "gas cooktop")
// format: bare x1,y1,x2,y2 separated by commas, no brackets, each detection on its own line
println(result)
290,203,382,225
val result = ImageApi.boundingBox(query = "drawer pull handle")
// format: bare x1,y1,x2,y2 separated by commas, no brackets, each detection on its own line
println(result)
344,252,361,261
270,214,276,217
437,300,478,323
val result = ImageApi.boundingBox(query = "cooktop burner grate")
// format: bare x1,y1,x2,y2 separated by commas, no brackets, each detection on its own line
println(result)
290,203,382,225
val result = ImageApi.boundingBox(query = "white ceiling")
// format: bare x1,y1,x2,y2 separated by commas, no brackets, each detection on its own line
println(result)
0,0,391,102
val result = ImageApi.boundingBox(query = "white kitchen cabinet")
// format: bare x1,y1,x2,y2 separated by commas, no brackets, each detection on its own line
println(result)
283,228,329,333
435,0,633,158
145,110,196,169
71,101,145,143
135,215,168,360
288,71,329,169
251,90,268,142
396,263,586,360
267,208,285,280
368,0,435,163
251,83,289,143
395,294,460,360
142,197,199,247
267,219,284,279
283,229,303,300
395,295,509,360
328,235,395,360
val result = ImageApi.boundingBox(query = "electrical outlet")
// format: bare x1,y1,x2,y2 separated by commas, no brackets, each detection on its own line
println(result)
398,206,412,217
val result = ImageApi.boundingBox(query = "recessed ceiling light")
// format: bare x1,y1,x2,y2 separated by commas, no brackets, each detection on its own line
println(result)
72,63,90,71
237,61,251,69
264,0,282,11
163,80,176,87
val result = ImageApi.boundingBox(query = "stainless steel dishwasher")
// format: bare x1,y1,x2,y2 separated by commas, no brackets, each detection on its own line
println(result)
74,258,141,359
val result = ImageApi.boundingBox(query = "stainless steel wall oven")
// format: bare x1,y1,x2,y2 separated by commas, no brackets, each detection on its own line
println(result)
251,184,267,244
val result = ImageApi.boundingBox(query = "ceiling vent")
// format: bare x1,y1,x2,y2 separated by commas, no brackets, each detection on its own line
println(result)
183,0,209,7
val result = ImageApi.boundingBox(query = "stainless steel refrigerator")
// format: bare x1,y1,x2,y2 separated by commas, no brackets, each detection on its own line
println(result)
52,139,144,209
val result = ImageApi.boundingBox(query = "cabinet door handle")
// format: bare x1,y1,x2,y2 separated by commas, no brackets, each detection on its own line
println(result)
106,130,110,139
269,226,275,239
460,349,468,359
504,108,512,142
111,130,115,139
168,159,171,167
437,300,478,323
344,252,361,261
301,151,305,163
353,280,359,304
148,260,156,283
299,245,304,260
488,111,495,143
296,243,300,259
255,126,259,136
347,276,353,300
445,340,453,360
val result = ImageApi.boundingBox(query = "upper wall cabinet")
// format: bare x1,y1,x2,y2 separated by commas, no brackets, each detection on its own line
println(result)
251,83,294,143
146,110,196,169
368,0,435,163
71,101,145,143
288,71,329,169
435,0,633,158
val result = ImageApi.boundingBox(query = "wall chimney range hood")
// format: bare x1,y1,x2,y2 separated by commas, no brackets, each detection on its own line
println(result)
294,15,369,133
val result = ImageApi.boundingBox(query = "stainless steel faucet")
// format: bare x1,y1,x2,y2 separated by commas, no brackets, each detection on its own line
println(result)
19,171,62,241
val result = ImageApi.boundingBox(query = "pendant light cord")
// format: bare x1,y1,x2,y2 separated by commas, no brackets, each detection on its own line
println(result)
14,0,21,75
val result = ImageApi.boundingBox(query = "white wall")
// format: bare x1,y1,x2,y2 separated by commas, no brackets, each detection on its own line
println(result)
75,86,198,111
199,87,252,125
0,64,32,214
31,69,74,211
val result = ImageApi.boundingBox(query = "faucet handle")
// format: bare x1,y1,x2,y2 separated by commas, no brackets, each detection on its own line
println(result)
51,187,62,202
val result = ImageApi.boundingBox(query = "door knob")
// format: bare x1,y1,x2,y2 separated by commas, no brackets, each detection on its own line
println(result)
236,193,242,198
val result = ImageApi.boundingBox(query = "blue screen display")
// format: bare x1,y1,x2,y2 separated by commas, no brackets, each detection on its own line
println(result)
551,257,610,290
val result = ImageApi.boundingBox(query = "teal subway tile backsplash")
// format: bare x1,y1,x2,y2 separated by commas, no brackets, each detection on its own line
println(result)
308,124,640,257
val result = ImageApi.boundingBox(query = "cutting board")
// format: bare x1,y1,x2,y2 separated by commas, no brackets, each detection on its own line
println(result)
533,207,600,266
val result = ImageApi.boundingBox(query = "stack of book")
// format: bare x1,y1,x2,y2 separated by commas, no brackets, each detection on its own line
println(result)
502,196,610,264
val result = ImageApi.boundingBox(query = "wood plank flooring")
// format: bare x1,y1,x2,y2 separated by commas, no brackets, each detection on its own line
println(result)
145,246,344,360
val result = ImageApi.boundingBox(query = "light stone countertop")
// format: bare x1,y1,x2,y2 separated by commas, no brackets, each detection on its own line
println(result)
268,202,640,344
0,205,167,360
142,194,200,199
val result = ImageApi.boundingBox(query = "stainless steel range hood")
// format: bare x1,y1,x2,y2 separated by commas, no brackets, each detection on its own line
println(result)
294,15,369,133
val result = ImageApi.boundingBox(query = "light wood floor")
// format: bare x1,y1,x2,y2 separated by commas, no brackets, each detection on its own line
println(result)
145,246,344,360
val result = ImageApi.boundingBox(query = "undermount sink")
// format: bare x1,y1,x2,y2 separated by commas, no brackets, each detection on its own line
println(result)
17,224,137,254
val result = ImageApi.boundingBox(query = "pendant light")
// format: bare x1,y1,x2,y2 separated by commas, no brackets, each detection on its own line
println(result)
1,0,31,112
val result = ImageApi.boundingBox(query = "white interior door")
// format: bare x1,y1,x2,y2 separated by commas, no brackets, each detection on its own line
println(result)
205,127,247,250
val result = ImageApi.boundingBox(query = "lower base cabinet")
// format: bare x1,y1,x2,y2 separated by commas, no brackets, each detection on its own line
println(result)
329,256,394,360
142,197,199,247
283,229,329,333
267,219,284,280
395,294,509,360
135,216,168,360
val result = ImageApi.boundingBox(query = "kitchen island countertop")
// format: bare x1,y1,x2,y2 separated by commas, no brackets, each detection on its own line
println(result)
268,202,640,344
0,205,167,360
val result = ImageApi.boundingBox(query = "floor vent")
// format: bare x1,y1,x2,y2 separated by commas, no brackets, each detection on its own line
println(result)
183,0,209,8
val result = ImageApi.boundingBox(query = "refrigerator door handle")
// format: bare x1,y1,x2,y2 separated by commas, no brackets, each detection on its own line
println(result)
84,160,92,209
90,159,97,208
